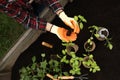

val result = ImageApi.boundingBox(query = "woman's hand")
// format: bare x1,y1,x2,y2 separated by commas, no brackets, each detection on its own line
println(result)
50,25,77,42
58,11,80,34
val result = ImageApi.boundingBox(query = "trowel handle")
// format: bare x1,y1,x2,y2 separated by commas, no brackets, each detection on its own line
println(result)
46,74,58,80
58,76,74,79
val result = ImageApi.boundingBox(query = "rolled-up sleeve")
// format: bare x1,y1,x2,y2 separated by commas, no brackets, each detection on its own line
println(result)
0,0,47,31
45,0,63,13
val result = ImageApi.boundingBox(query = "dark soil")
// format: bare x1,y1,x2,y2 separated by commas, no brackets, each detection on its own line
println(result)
101,30,108,37
12,0,120,80
84,42,94,51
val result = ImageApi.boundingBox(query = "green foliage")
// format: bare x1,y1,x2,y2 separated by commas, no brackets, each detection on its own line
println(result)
74,15,87,30
0,12,25,58
104,37,113,50
69,52,83,75
82,54,101,73
19,53,63,80
19,53,48,80
19,13,114,79
88,25,113,50
84,37,95,52
49,59,61,73
61,42,83,75
62,42,75,47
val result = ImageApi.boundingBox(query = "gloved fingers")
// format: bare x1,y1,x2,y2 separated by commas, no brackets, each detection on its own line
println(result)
67,31,77,41
64,18,80,34
71,20,80,34
64,21,74,29
57,28,70,42
57,28,77,42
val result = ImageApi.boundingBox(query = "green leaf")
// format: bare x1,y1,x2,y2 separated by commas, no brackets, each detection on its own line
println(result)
62,40,66,42
78,15,87,23
63,72,69,76
61,56,66,62
79,57,83,61
40,60,47,68
92,69,96,73
37,69,44,77
57,54,61,58
26,66,31,71
76,71,81,75
68,42,75,46
90,41,93,45
24,76,30,80
20,67,27,73
32,56,36,63
87,39,91,43
83,54,87,57
31,63,36,70
90,68,92,72
54,74,58,79
89,25,99,31
41,53,45,57
65,60,69,64
108,43,113,50
70,70,75,75
62,50,66,55
80,22,83,30
94,34,100,38
70,52,76,57
62,43,67,46
74,16,78,21
90,37,93,40
33,78,39,80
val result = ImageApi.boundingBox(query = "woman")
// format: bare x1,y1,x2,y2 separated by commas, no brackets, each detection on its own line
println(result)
0,0,80,42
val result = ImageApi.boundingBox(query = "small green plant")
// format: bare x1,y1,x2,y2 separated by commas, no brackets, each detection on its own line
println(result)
84,37,96,52
61,42,82,75
88,25,113,50
69,52,83,75
74,15,87,30
82,54,101,73
19,53,47,80
19,53,64,80
48,58,62,78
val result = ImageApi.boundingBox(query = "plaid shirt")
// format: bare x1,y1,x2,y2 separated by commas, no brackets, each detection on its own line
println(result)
0,0,63,31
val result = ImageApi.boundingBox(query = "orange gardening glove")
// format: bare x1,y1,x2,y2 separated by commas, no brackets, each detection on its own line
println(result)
59,11,80,34
50,25,77,42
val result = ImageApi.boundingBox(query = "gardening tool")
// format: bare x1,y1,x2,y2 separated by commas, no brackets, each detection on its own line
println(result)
58,74,88,80
47,73,88,80
46,73,58,80
41,41,53,48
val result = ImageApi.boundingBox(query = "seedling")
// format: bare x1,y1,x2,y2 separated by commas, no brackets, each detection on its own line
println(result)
88,25,113,50
82,54,101,73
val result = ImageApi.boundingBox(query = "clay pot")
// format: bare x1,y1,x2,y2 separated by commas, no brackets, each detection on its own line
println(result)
84,41,96,52
82,56,94,68
66,44,79,55
96,27,109,41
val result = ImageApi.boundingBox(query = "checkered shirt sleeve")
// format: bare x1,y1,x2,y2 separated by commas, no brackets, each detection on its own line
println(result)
0,0,47,31
45,0,63,13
